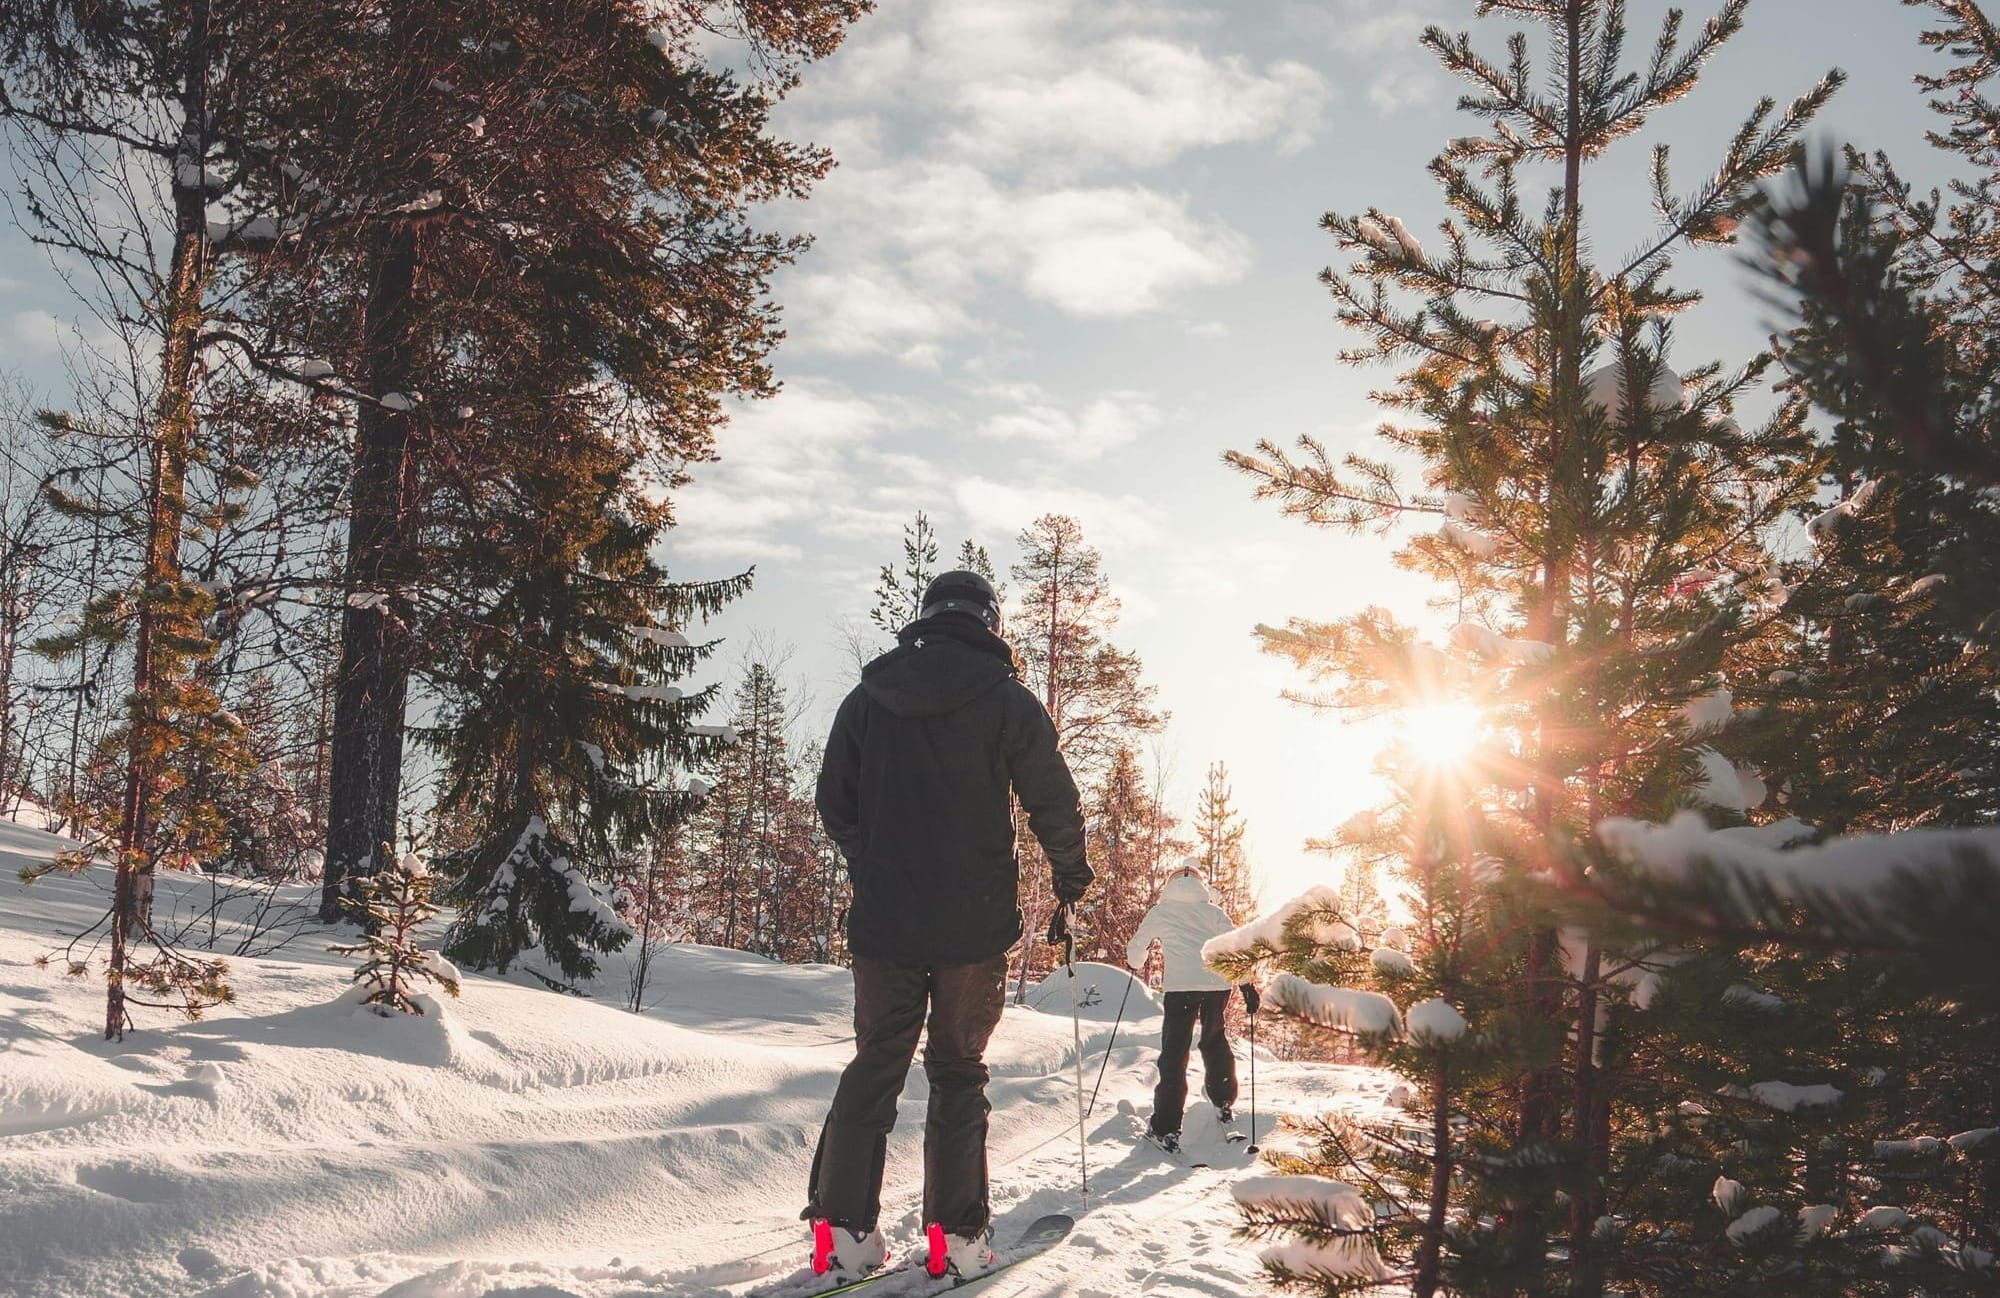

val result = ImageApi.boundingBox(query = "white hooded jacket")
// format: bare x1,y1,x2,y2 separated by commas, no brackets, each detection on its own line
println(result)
1126,871,1234,993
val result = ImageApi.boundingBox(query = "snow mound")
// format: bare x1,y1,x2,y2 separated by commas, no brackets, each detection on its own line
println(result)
1019,961,1161,1021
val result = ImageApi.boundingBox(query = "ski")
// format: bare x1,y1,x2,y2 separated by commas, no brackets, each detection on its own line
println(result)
747,1215,1072,1298
934,1215,1073,1293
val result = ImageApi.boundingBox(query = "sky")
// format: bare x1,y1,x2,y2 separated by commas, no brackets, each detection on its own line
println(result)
0,0,1966,910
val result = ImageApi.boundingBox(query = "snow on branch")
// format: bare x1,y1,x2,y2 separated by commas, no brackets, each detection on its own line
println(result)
1597,811,2000,909
1203,884,1358,975
1267,972,1402,1037
1232,1176,1391,1285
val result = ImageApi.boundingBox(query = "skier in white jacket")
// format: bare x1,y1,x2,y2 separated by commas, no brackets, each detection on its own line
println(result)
1125,862,1260,1152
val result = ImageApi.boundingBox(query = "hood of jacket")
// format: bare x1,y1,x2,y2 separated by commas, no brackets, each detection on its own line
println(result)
1161,872,1211,905
860,614,1018,719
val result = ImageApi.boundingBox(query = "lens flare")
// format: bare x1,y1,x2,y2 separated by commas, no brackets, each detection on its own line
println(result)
1397,702,1483,767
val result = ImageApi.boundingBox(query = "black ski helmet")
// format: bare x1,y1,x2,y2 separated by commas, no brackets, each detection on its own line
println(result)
920,570,1002,632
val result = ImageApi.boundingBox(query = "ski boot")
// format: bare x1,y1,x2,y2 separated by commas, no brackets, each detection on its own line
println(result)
926,1222,997,1279
1144,1128,1181,1156
810,1220,887,1278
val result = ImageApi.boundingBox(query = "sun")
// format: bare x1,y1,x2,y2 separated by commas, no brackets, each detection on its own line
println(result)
1396,701,1484,768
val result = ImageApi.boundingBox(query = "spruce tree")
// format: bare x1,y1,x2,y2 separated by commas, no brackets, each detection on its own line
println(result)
1556,8,2000,1285
330,854,461,1016
1083,743,1156,965
1195,761,1257,920
1220,2,1838,1292
870,511,940,636
427,403,743,985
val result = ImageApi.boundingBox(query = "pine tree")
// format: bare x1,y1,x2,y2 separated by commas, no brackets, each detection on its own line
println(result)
329,854,460,1016
870,511,940,636
1551,8,2000,1286
1008,513,1163,994
0,0,320,1036
427,407,743,985
1194,761,1256,920
1083,743,1156,965
1220,2,1838,1292
280,0,868,920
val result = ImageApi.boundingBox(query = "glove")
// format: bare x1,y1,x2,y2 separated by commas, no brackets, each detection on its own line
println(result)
1045,902,1074,947
1240,983,1262,1016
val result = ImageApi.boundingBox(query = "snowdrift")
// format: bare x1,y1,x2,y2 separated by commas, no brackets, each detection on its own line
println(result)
0,820,1394,1298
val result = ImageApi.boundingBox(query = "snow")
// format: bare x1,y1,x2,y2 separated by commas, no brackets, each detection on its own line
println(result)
1722,985,1784,1011
1806,479,1882,545
1873,1137,1943,1158
1598,810,2000,913
379,391,422,411
1404,998,1466,1042
1384,215,1424,258
1450,621,1554,664
1583,361,1684,417
1860,1205,1912,1232
1437,520,1503,557
1714,1175,1746,1212
1903,573,1948,600
0,820,1400,1298
1370,946,1414,977
1799,1204,1839,1239
1948,1127,1998,1152
690,724,740,744
630,626,693,650
1233,1176,1386,1281
1682,686,1733,733
1267,973,1402,1036
1442,491,1482,523
1727,1205,1784,1243
1692,747,1754,811
297,359,336,379
1356,216,1395,253
1202,884,1348,964
612,684,684,704
1747,1080,1843,1112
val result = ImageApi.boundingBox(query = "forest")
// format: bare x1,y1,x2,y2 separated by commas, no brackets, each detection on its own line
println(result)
1,1,1998,1295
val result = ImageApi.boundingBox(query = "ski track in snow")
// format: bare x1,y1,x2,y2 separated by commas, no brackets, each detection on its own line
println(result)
0,820,1397,1298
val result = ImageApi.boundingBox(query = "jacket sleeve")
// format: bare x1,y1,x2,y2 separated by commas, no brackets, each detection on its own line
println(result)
815,687,867,863
1125,904,1160,969
1002,683,1091,902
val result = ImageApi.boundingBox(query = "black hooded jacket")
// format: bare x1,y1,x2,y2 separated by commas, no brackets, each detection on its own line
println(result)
817,614,1091,965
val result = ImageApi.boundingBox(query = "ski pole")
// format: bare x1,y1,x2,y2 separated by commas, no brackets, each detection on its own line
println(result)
1083,967,1134,1120
1247,1003,1260,1155
1059,905,1089,1205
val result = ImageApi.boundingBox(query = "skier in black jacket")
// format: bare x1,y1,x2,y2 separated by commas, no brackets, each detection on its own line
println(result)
804,569,1091,1283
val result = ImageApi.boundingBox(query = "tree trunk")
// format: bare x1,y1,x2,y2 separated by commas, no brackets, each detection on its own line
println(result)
1412,1065,1454,1298
321,224,421,921
1568,944,1607,1297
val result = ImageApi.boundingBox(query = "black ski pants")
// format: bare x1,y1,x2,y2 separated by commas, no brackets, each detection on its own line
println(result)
1150,989,1237,1136
806,953,1008,1236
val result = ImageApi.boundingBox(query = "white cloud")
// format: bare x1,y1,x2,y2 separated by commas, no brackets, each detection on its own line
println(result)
768,0,1309,360
795,162,1250,327
673,381,942,560
7,311,63,356
952,474,1164,551
1009,186,1250,315
980,390,1161,460
782,262,974,357
949,37,1326,169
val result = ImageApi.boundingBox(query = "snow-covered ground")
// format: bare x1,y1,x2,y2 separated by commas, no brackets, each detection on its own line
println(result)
0,819,1395,1298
